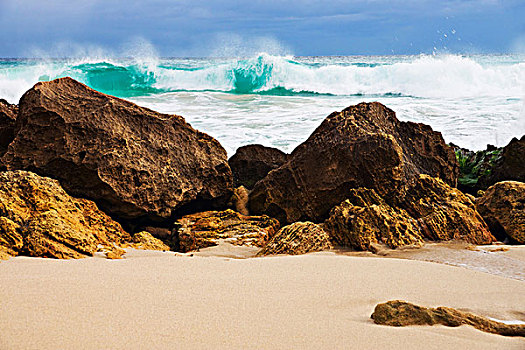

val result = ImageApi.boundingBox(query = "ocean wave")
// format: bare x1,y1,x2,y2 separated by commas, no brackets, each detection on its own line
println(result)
0,53,524,102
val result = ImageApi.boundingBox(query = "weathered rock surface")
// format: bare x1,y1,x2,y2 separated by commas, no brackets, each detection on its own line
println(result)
229,186,250,216
400,175,495,244
2,77,233,224
0,170,132,259
257,222,332,256
0,99,17,157
371,300,525,337
126,231,170,251
249,102,458,224
325,189,424,251
476,181,525,244
229,144,289,189
175,209,280,252
481,136,525,187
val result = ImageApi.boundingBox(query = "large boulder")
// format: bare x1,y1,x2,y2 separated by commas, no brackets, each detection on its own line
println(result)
371,300,525,337
0,99,17,157
249,102,458,224
0,170,132,259
175,209,280,252
400,175,495,245
229,144,289,189
476,181,525,244
257,222,332,256
481,136,525,187
325,189,423,251
1,78,233,225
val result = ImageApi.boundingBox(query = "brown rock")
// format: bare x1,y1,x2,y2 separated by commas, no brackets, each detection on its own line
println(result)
257,222,332,256
476,181,525,244
249,102,458,224
128,231,170,251
230,186,250,216
0,170,132,259
0,99,17,157
324,188,424,251
229,144,289,189
400,175,495,245
2,78,233,224
371,300,525,337
176,209,280,252
481,135,525,187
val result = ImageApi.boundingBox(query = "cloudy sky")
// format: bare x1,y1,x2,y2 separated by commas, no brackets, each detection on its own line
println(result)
0,0,523,57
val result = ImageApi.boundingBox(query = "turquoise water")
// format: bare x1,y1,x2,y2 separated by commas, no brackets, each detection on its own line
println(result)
1,54,524,154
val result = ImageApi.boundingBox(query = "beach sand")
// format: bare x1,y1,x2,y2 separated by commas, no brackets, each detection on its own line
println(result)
1,247,524,349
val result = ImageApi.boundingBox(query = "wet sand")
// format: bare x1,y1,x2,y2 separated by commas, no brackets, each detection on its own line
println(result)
1,246,524,349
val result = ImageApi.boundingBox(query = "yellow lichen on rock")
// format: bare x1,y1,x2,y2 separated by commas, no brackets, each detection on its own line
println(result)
258,222,332,256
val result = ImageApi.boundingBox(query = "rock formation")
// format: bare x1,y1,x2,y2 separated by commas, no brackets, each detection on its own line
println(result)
476,181,525,244
0,170,132,259
371,300,525,337
0,99,17,157
2,78,233,225
325,189,423,251
258,222,332,256
249,102,458,224
481,136,525,187
229,144,289,189
175,209,280,252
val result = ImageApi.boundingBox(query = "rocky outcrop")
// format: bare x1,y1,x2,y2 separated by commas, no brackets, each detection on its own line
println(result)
325,189,423,251
249,102,458,224
126,231,170,251
371,300,525,337
481,136,525,187
229,144,289,189
257,222,332,256
476,181,525,244
0,99,17,157
0,170,132,259
2,78,233,225
400,175,495,245
175,209,280,252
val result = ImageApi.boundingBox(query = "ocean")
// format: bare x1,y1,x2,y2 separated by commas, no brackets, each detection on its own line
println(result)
1,53,524,155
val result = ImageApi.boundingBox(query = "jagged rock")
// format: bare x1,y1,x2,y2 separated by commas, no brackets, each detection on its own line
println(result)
249,102,458,224
325,189,424,251
229,144,289,189
2,78,233,225
0,99,17,157
0,170,132,259
176,209,280,252
257,222,332,256
476,181,525,244
481,136,525,187
400,175,495,245
127,231,170,251
229,186,250,215
371,300,525,337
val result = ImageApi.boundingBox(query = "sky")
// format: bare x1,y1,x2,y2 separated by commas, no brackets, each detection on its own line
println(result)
0,0,524,57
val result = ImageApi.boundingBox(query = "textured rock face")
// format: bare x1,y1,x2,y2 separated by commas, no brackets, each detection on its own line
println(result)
229,144,289,189
258,222,332,256
0,170,132,259
400,175,495,245
371,300,525,337
476,181,525,244
249,102,458,224
481,136,525,187
325,189,423,251
0,99,17,157
175,209,280,252
126,231,170,251
2,78,233,224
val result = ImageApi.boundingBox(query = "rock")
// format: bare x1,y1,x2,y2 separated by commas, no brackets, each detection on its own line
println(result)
257,222,332,256
229,186,250,215
476,181,525,244
229,144,289,189
249,102,458,224
324,189,424,251
127,231,170,251
175,209,280,252
481,136,525,187
400,175,495,245
0,170,132,259
0,99,17,157
371,300,525,337
2,78,233,225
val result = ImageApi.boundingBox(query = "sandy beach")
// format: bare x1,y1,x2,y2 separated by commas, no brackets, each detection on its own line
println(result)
1,248,524,349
